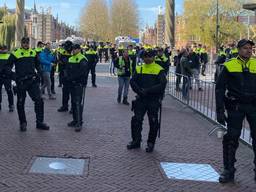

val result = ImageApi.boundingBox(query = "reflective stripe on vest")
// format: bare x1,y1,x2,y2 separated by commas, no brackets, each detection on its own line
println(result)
85,50,97,55
117,57,132,75
136,62,164,75
68,53,87,64
59,48,71,56
155,55,168,62
224,57,256,73
0,53,10,60
12,48,37,59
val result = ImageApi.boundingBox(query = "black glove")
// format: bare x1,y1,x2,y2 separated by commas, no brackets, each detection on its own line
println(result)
138,88,147,97
217,111,227,126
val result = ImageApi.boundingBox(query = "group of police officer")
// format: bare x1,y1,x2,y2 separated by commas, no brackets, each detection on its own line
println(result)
2,35,256,183
0,37,91,132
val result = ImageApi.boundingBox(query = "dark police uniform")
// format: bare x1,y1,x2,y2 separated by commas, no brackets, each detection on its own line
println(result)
155,54,169,75
66,51,89,132
84,48,99,87
0,50,14,111
128,48,137,75
127,60,167,152
216,42,256,182
7,45,49,131
57,42,72,112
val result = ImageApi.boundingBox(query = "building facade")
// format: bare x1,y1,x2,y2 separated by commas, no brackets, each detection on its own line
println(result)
24,4,78,47
157,14,165,47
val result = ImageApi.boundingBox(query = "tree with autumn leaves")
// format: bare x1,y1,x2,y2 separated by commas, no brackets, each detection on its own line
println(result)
80,0,139,42
182,0,252,47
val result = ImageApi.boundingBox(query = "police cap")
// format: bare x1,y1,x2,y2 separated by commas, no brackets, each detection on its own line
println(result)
21,37,30,43
142,49,155,58
73,44,81,50
237,39,255,49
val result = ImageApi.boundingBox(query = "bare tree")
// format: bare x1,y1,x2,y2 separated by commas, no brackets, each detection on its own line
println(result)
111,0,139,39
80,0,110,41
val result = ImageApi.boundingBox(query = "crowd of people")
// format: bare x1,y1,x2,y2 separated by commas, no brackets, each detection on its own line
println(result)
1,36,256,183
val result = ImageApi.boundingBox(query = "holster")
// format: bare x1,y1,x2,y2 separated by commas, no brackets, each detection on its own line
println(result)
224,96,238,111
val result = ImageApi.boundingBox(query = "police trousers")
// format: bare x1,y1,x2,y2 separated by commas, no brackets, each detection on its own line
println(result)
70,84,84,124
0,78,14,107
88,63,96,85
16,79,44,124
223,103,256,170
131,98,160,144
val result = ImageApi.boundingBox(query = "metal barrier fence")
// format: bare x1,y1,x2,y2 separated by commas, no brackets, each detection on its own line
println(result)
167,71,252,145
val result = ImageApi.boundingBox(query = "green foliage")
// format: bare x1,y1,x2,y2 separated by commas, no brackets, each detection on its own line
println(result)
0,8,16,49
183,0,248,47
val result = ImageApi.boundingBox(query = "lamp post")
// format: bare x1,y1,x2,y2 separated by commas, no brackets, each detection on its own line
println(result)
216,0,219,52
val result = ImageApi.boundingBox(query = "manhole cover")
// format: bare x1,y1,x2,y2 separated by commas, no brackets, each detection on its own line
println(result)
160,162,219,182
29,156,89,176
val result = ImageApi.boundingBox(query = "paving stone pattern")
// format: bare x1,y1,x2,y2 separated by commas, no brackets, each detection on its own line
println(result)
0,63,255,191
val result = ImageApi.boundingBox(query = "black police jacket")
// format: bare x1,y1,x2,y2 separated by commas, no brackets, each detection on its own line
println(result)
66,53,89,86
84,50,99,64
0,52,10,78
7,48,41,81
216,57,256,112
130,62,167,100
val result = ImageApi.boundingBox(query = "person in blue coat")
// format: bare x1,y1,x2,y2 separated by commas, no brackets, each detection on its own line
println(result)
39,42,56,99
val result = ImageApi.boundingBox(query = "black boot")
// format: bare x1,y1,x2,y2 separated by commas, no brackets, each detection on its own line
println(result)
117,95,121,103
219,138,237,183
123,97,129,105
57,106,68,112
145,142,154,153
9,105,14,112
20,122,27,132
36,122,50,130
67,120,77,127
219,169,235,183
127,141,141,150
74,123,82,132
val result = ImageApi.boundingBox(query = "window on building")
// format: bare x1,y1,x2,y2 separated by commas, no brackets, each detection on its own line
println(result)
33,17,37,23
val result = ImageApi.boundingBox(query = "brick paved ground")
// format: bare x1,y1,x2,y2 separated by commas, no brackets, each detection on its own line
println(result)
0,63,255,192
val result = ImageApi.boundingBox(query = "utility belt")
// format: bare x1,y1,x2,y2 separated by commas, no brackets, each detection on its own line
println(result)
131,96,162,111
224,95,256,110
16,74,38,83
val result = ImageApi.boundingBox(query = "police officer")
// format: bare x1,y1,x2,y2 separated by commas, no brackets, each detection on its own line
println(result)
200,45,208,76
97,42,104,63
216,39,256,183
84,45,99,87
155,48,170,75
0,45,14,112
6,37,49,131
127,49,167,153
214,47,227,82
127,45,137,75
66,44,89,132
229,43,239,59
57,40,73,112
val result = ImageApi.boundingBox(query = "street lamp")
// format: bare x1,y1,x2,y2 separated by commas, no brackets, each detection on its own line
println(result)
216,0,220,52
